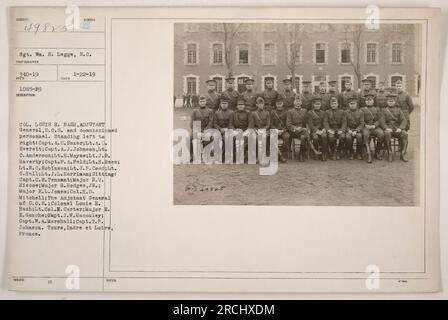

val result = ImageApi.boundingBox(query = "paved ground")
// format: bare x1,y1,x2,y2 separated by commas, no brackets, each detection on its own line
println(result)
173,107,420,206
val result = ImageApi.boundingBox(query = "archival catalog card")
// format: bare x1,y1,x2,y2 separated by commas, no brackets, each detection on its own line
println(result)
7,6,441,292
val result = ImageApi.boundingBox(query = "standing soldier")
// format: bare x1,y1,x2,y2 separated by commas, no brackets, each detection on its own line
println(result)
317,81,331,111
190,95,214,162
308,97,328,161
214,97,234,161
286,95,315,161
376,81,388,109
204,79,220,111
359,79,376,108
260,78,279,111
279,78,296,110
341,80,359,110
241,78,257,111
361,94,385,163
395,80,414,130
382,93,409,162
300,80,314,110
270,97,289,162
220,77,239,111
324,96,346,160
345,97,365,160
328,80,342,106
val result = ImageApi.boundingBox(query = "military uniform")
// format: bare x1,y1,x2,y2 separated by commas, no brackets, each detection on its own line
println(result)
345,107,364,159
214,108,234,131
233,109,250,131
396,90,414,130
220,89,239,111
190,106,214,132
279,90,296,110
324,108,346,158
249,109,271,130
307,107,327,157
260,88,279,111
204,90,220,111
361,99,385,162
341,89,359,110
361,105,384,142
271,106,290,159
375,89,388,109
382,99,409,162
359,88,377,108
286,106,308,161
317,91,332,111
299,91,314,111
241,90,258,112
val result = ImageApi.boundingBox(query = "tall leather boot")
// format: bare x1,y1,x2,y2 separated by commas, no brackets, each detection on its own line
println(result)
365,144,372,163
401,139,409,162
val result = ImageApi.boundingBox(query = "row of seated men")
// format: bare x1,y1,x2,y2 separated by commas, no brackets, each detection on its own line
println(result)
190,89,411,163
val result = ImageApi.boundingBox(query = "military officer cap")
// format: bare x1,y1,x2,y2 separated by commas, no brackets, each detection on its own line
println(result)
256,96,265,103
348,97,358,103
364,93,375,98
198,94,207,100
302,80,311,84
386,93,397,98
311,96,322,103
319,81,326,85
282,78,292,83
225,77,235,82
361,79,372,83
237,97,245,104
244,78,254,84
328,80,337,85
395,80,403,85
220,96,230,102
205,79,216,84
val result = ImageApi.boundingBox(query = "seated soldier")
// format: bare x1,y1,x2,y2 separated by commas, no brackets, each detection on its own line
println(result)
286,94,315,161
270,97,289,163
307,97,328,161
361,94,385,163
382,93,409,162
249,97,271,161
345,97,365,160
213,96,234,161
324,96,346,160
233,98,250,162
189,94,214,162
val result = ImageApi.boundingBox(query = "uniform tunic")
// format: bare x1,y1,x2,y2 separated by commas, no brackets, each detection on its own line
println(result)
249,109,271,130
241,90,258,112
204,90,220,111
233,110,250,131
190,107,213,131
260,89,279,111
220,89,240,111
213,109,234,130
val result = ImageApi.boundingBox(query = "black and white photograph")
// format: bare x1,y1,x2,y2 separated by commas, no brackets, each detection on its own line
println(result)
173,22,422,206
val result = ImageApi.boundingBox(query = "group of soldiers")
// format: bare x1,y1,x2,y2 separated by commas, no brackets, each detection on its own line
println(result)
189,76,414,163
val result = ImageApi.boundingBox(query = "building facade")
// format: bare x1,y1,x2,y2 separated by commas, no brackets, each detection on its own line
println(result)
174,23,421,98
